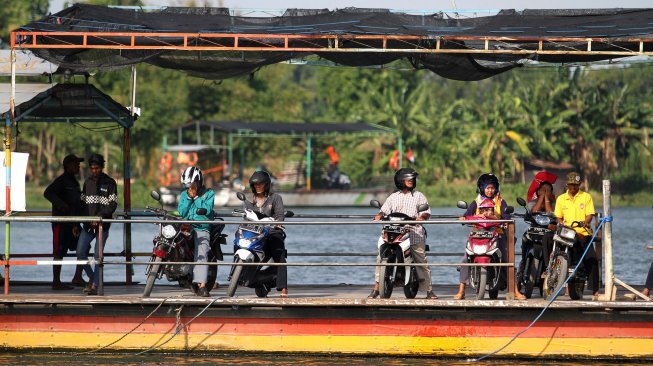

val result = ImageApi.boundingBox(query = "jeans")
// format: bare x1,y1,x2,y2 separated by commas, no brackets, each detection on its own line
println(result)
193,230,211,284
76,228,110,287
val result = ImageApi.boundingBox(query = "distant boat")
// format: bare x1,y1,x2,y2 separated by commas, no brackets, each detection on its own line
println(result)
159,186,389,208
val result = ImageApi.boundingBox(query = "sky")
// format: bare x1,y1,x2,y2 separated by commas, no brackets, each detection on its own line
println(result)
49,0,652,13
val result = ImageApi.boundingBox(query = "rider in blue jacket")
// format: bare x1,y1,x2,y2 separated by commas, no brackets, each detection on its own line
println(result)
178,166,215,297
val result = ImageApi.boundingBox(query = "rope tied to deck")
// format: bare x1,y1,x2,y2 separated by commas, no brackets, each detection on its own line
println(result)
470,215,613,362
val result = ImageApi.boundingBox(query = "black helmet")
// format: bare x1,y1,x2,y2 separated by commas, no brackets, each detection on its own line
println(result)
394,168,418,191
250,170,272,196
181,166,203,189
477,173,500,197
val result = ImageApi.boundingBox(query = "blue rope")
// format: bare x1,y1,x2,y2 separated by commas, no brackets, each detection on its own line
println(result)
470,215,613,362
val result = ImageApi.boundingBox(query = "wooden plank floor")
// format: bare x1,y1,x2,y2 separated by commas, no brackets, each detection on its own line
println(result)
1,281,651,309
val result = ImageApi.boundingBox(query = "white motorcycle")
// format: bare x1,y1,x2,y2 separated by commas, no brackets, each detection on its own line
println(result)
370,199,429,299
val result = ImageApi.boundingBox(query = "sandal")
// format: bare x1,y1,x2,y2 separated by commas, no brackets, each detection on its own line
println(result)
280,288,289,298
425,291,438,299
367,290,379,299
453,292,465,300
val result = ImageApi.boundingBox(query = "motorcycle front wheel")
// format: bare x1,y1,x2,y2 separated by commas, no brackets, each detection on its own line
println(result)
403,266,419,299
545,254,568,300
227,258,243,297
143,256,163,298
378,257,395,299
471,266,487,300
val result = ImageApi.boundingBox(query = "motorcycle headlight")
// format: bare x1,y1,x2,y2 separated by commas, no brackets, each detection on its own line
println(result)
238,237,255,247
161,224,177,239
534,215,551,226
559,226,576,240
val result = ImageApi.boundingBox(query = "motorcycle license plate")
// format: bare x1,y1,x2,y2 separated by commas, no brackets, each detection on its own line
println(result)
471,231,493,239
241,223,263,234
529,227,547,233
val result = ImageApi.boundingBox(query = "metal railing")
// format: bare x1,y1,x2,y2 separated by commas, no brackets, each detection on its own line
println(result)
0,215,517,298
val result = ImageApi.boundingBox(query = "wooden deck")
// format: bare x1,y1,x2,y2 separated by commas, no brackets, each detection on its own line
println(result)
2,281,651,309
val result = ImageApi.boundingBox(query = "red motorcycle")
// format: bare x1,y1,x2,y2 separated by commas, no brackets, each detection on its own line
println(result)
142,191,222,297
457,200,512,300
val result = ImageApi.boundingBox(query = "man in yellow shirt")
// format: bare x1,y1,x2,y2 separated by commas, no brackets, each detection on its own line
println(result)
554,172,600,297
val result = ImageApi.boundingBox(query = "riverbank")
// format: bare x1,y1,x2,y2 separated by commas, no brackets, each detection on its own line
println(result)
23,180,652,210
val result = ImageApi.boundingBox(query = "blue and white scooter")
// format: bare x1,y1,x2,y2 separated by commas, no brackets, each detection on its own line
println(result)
226,192,293,297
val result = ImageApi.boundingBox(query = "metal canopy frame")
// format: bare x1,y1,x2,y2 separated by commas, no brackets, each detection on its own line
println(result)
10,31,653,57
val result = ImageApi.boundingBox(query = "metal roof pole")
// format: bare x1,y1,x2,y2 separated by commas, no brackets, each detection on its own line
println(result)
601,180,615,301
4,48,16,293
123,65,137,286
306,135,312,192
228,133,233,177
398,135,403,169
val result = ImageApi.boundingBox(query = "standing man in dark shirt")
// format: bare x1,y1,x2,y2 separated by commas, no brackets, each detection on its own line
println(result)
44,154,86,290
76,153,118,295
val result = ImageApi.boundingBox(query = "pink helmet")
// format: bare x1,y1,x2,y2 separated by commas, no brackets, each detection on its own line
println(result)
479,198,495,209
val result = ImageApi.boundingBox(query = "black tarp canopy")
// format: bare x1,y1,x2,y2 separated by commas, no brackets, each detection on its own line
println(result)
1,83,133,128
16,5,653,81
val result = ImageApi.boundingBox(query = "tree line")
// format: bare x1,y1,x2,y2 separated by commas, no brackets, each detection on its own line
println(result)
2,1,652,192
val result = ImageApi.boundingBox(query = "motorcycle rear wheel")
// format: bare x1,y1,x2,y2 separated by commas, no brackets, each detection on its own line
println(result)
403,266,419,299
522,257,537,299
227,259,243,297
143,256,163,298
206,264,217,291
255,285,270,298
378,258,395,299
568,277,585,300
545,254,568,300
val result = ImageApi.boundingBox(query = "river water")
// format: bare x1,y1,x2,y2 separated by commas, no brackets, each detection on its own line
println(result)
2,206,651,287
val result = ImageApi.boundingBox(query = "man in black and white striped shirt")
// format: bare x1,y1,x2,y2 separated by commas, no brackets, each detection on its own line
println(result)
76,153,118,295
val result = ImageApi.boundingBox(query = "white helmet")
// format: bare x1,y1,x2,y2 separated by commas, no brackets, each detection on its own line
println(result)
180,166,203,188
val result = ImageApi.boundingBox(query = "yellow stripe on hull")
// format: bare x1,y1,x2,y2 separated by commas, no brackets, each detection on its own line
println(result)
1,332,651,358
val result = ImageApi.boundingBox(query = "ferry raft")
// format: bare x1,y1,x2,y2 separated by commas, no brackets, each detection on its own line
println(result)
1,283,652,359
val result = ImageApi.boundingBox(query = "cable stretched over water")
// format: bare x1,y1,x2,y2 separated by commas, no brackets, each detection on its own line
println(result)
470,215,613,362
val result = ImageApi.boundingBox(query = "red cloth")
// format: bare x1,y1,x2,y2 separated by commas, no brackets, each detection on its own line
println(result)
527,171,558,201
326,145,339,165
406,147,415,163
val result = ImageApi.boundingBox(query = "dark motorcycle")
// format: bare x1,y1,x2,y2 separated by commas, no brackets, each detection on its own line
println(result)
544,221,589,300
227,191,294,297
370,199,429,299
515,197,556,298
142,191,225,297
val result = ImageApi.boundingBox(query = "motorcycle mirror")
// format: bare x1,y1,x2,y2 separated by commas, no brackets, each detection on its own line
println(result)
196,208,208,215
285,210,294,218
369,199,381,209
236,191,246,201
505,206,515,214
516,197,527,207
456,200,468,210
417,203,429,212
150,190,161,201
